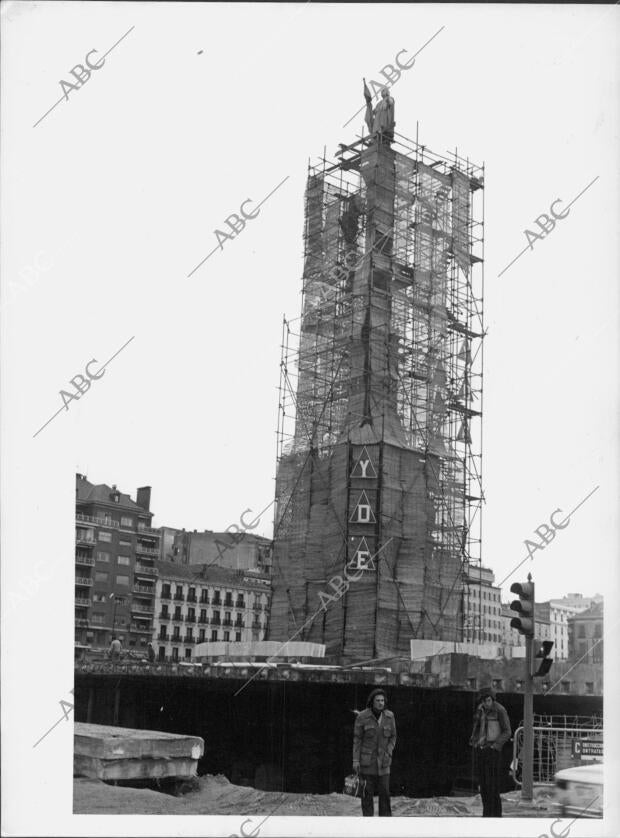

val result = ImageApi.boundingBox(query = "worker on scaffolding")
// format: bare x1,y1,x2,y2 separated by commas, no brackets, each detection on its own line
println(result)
469,686,511,817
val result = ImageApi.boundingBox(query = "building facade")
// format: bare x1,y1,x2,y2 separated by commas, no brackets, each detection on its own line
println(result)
463,566,502,644
568,601,604,664
153,560,271,661
75,474,160,654
160,528,272,573
536,599,592,660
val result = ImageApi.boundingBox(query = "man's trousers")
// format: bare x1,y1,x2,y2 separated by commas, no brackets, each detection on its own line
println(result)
477,746,502,817
360,773,392,817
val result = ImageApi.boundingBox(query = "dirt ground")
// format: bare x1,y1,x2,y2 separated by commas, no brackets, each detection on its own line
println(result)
74,773,556,817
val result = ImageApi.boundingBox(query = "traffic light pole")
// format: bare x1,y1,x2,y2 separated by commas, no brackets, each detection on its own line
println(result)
522,633,534,801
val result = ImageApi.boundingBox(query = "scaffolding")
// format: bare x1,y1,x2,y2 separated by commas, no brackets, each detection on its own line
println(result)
271,129,485,655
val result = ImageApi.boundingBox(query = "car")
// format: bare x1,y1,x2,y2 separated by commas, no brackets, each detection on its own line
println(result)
553,762,603,818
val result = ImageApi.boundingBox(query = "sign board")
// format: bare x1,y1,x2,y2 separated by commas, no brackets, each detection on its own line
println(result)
572,739,603,761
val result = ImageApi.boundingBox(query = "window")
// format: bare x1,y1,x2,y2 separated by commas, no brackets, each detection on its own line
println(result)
224,631,230,641
199,629,206,642
594,623,602,638
585,682,594,694
174,607,182,621
117,556,130,566
200,609,207,623
211,629,218,641
173,626,180,639
184,648,192,659
159,627,167,639
91,613,105,624
93,594,106,603
578,642,587,657
578,625,586,639
561,680,570,693
116,575,129,586
158,646,166,661
593,640,603,663
98,531,112,542
119,539,132,547
95,571,108,583
468,677,477,690
172,647,179,661
121,517,133,527
97,552,110,562
235,632,242,642
114,596,126,605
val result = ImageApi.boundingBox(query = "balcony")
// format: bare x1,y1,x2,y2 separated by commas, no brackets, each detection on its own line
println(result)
135,563,158,577
211,619,221,627
173,593,185,602
76,533,96,546
252,621,262,630
224,600,233,609
130,623,153,634
223,619,232,627
131,603,155,614
161,591,171,600
76,618,89,628
234,621,245,629
199,596,209,605
159,611,170,620
235,601,246,609
137,524,160,536
185,615,196,623
135,545,159,557
187,594,197,603
133,583,154,595
198,617,209,624
75,597,91,607
75,576,93,587
76,554,95,566
212,599,222,607
76,513,119,528
183,637,195,644
159,633,168,641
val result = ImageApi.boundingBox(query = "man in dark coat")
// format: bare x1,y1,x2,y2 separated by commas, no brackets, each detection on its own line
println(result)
469,686,511,817
352,688,397,816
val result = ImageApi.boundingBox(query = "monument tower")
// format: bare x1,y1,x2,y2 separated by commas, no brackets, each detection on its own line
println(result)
268,87,484,661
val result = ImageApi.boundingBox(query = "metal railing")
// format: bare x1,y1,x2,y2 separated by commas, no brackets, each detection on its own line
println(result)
76,554,95,565
511,714,604,786
135,563,158,576
75,576,93,586
77,513,119,528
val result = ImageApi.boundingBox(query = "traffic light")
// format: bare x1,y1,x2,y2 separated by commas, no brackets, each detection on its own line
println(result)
510,579,535,637
531,640,554,677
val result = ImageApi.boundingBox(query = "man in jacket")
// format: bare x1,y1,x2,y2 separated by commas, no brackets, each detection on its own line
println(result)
352,688,397,816
469,686,511,817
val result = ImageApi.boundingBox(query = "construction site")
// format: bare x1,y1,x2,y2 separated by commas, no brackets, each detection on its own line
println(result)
269,127,485,660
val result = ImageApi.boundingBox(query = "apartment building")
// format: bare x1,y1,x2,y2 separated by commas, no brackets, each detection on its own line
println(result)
153,560,271,661
75,474,160,653
568,601,604,664
463,566,502,643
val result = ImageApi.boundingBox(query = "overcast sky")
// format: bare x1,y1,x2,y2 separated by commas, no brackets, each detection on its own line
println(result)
3,4,620,833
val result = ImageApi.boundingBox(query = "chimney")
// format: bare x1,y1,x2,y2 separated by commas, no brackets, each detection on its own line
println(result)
137,486,151,511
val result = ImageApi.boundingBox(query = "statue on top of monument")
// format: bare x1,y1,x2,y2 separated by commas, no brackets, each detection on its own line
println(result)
363,79,395,143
